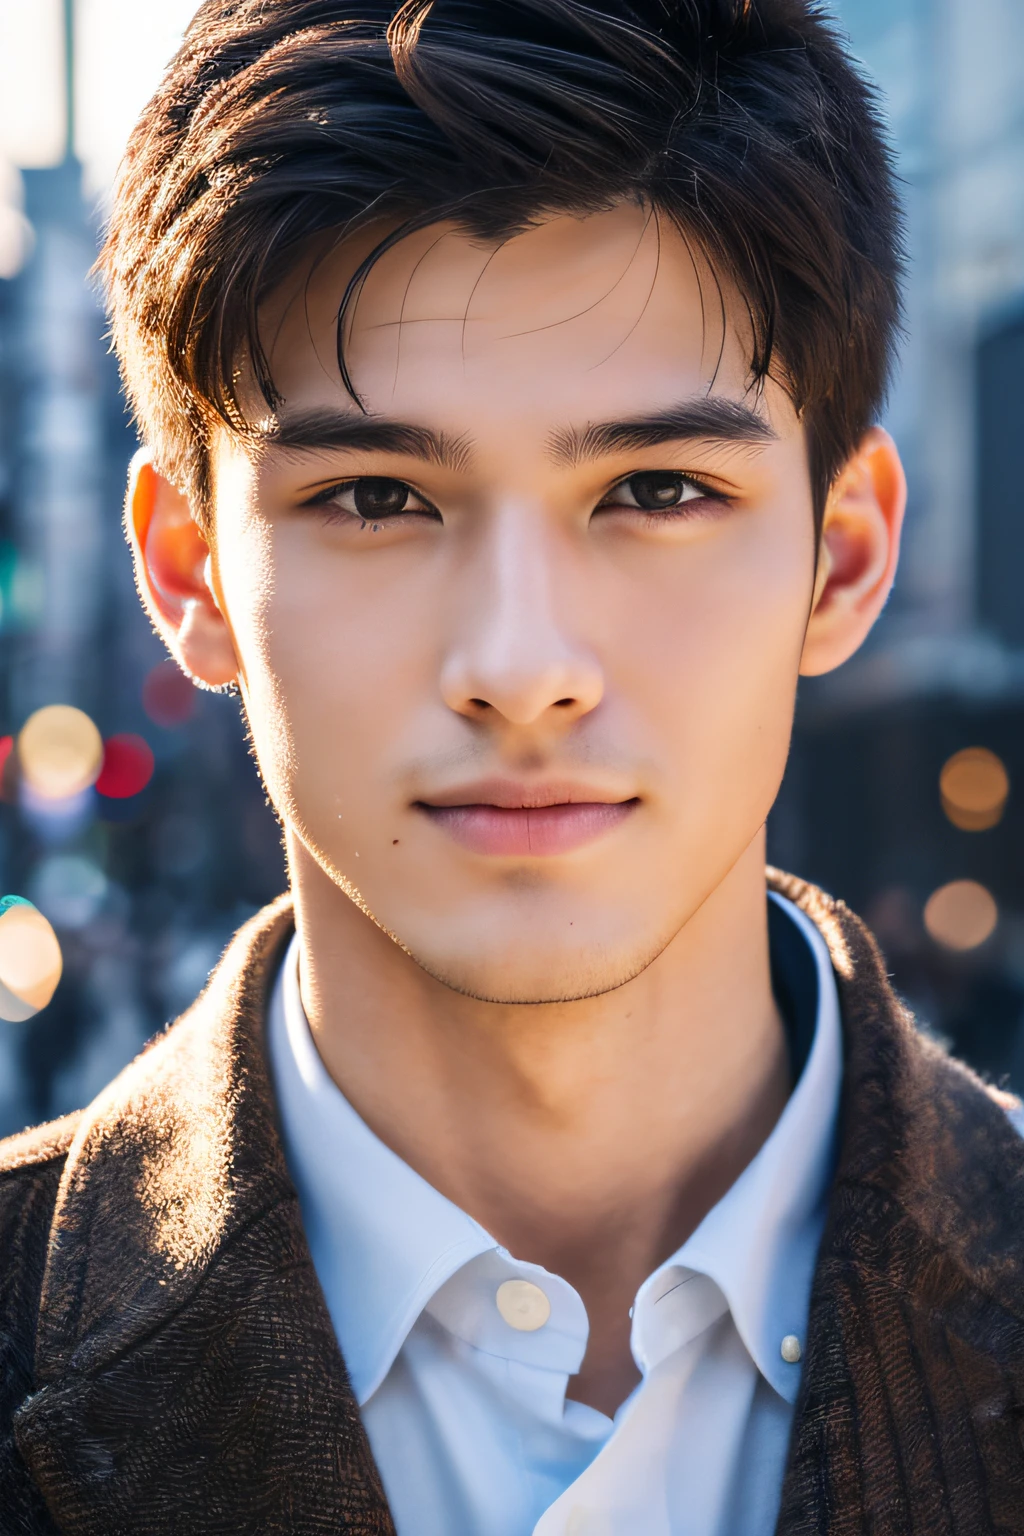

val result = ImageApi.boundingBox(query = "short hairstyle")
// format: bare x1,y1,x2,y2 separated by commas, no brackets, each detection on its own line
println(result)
101,0,904,531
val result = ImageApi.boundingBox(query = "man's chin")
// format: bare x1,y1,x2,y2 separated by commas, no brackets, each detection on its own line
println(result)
397,934,671,1006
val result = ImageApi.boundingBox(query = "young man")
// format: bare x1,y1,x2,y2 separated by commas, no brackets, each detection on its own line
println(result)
3,2,1023,1532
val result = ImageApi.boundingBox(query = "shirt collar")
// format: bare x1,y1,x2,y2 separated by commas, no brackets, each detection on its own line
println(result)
267,940,495,1404
631,892,842,1402
269,890,842,1408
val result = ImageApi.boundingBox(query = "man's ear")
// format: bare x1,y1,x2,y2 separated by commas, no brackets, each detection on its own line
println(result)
799,426,907,678
126,448,239,689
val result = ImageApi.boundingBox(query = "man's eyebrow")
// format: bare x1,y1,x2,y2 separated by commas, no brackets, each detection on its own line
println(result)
548,398,778,467
259,409,472,473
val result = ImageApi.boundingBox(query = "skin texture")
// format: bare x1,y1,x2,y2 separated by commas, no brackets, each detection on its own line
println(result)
130,204,905,1414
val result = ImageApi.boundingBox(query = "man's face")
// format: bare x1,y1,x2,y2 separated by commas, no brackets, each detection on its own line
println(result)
210,205,818,1001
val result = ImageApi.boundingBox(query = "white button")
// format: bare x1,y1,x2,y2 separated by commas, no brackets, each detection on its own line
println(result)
780,1333,802,1364
495,1279,551,1331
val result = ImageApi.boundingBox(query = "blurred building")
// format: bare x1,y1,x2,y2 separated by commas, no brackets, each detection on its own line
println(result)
0,8,284,1136
771,0,1024,1085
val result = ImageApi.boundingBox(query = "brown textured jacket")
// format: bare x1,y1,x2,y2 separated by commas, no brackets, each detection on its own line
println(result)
2,872,1024,1534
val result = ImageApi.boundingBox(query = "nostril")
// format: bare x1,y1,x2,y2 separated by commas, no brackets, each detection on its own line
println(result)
469,698,491,710
554,698,575,708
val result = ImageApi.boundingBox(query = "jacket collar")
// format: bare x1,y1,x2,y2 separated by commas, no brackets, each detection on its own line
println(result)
771,870,1024,1534
33,896,299,1383
13,875,1024,1534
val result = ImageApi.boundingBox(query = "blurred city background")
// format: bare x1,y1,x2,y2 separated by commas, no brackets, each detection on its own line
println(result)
0,0,1021,1136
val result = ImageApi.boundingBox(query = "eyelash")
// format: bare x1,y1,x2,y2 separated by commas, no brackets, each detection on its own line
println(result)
300,472,728,523
596,472,726,517
300,479,439,526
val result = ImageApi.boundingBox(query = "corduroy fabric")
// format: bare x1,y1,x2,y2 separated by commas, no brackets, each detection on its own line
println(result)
0,874,1022,1534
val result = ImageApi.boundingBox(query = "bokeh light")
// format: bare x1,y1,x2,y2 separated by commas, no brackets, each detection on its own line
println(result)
0,897,62,1022
939,747,1009,831
142,658,196,728
18,704,103,800
96,734,154,799
19,783,94,844
29,855,108,930
924,879,999,951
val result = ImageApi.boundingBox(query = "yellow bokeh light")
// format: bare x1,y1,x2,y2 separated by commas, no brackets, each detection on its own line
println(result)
939,747,1009,831
0,901,62,1021
923,880,998,951
18,704,103,800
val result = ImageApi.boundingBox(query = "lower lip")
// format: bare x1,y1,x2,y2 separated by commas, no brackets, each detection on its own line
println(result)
418,801,637,857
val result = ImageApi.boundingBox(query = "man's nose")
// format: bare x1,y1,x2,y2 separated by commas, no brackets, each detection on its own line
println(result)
439,506,605,728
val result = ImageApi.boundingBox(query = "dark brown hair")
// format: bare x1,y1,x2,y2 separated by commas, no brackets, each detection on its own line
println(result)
101,0,904,530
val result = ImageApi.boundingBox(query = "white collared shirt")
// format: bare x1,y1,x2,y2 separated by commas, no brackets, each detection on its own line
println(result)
268,893,842,1536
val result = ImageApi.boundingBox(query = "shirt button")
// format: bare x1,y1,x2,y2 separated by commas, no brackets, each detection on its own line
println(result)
495,1278,551,1331
780,1334,802,1364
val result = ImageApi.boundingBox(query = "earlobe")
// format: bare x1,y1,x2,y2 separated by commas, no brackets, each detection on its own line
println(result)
799,427,906,678
126,449,239,690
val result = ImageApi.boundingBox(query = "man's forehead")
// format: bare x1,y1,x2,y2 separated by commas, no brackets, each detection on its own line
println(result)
263,205,757,402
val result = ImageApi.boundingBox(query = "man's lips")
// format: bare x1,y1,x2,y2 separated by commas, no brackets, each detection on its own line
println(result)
414,783,639,857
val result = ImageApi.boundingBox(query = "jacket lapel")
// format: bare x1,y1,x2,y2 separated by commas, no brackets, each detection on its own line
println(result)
772,871,1024,1536
13,898,396,1535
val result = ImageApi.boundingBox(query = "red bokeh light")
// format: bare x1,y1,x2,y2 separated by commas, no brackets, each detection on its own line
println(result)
142,659,196,728
0,735,13,803
96,735,155,799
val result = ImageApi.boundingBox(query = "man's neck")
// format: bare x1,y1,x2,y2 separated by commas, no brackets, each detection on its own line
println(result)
289,833,789,1415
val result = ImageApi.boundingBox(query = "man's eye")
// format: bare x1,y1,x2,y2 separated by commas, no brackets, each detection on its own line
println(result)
304,477,437,521
599,472,715,513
